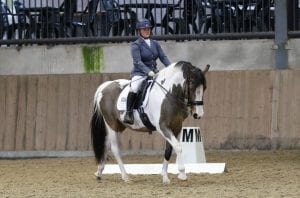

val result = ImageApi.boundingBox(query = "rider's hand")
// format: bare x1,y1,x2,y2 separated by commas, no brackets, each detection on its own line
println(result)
148,71,155,77
154,68,159,73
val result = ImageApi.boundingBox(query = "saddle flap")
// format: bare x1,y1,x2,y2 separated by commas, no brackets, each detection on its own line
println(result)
116,85,130,111
116,79,154,111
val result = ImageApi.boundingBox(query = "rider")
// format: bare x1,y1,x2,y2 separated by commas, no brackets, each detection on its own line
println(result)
124,18,171,125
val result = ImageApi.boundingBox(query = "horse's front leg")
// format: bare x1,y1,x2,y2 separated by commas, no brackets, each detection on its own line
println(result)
169,135,187,181
159,131,187,183
161,141,172,184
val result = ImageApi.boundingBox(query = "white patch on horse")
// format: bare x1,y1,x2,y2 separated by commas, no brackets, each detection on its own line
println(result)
194,85,204,118
144,63,185,129
94,81,113,112
115,79,130,89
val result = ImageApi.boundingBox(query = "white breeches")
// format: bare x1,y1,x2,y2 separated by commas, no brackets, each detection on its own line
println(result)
129,76,147,93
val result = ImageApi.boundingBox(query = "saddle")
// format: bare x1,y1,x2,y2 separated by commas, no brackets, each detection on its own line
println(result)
116,77,156,131
134,78,154,108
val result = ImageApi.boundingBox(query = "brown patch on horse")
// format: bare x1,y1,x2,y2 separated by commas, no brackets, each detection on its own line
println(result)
100,81,126,133
159,84,188,138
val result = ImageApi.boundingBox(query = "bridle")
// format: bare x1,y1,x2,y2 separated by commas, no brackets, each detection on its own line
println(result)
153,69,204,109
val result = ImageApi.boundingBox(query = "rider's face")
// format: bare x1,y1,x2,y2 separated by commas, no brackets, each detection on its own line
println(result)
139,28,151,38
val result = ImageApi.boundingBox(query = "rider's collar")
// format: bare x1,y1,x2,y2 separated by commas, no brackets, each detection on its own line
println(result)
143,38,151,47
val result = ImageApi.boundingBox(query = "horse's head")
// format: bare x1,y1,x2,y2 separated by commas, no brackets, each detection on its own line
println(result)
182,62,210,119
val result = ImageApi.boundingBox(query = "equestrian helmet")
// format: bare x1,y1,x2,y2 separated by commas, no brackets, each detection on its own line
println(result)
136,19,152,29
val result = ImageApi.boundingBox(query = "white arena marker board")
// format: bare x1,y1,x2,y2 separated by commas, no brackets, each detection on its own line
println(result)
103,163,226,174
177,127,206,163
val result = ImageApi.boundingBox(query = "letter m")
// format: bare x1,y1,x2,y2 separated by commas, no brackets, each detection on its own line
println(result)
182,128,193,142
195,128,201,142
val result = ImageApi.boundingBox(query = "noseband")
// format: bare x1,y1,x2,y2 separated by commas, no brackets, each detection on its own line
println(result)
187,100,203,106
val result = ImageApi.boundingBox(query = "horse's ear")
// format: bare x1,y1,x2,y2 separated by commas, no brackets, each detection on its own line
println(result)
203,64,210,75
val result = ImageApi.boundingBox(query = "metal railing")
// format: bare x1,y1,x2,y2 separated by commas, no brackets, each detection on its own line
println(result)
0,0,299,46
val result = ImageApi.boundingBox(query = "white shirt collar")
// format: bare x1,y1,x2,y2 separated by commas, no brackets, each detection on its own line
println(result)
143,38,151,47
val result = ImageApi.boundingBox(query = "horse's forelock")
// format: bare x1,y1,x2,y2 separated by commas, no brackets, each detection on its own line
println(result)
194,67,207,89
178,61,206,89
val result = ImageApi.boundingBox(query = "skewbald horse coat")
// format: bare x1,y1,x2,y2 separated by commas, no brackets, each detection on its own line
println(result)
91,61,209,184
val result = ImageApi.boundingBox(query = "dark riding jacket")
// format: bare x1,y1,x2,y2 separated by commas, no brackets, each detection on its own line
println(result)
130,37,170,78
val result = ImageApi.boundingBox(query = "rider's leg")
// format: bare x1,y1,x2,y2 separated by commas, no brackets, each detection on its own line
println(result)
123,76,145,124
123,92,137,124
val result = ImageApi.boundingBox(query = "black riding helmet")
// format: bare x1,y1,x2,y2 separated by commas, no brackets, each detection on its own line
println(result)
136,18,152,29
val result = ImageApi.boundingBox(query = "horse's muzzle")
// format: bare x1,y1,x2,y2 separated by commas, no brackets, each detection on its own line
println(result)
193,113,201,119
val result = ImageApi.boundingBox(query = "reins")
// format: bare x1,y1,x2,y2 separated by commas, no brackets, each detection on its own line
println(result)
152,79,187,108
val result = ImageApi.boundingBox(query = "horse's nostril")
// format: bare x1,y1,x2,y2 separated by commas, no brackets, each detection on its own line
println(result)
193,114,200,119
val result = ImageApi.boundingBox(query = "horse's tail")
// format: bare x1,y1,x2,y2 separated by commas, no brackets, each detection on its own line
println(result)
90,104,107,164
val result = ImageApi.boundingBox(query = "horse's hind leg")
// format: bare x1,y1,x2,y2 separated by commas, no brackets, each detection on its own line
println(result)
94,143,110,180
94,156,106,179
107,126,129,182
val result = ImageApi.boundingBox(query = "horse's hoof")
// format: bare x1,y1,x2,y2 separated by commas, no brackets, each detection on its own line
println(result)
162,179,171,185
162,176,171,185
124,178,133,184
122,175,130,183
94,172,101,180
124,178,130,183
177,173,187,180
124,179,133,184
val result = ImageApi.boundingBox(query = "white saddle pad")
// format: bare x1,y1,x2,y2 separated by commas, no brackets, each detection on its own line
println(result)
116,81,152,111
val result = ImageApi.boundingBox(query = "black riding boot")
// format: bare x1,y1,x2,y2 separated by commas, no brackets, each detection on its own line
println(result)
124,92,137,125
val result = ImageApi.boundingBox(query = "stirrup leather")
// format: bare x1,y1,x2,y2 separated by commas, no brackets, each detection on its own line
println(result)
124,111,134,124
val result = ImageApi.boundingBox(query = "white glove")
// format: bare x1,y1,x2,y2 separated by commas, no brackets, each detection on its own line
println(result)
148,71,155,77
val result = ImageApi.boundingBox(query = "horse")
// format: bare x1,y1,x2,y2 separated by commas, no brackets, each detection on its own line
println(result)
90,61,209,184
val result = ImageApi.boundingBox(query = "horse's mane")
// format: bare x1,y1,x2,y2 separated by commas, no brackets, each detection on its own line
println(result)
164,61,206,89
